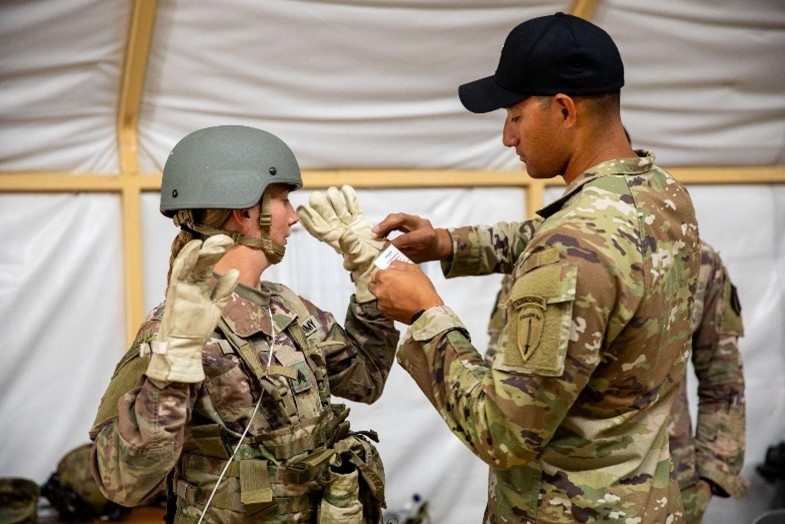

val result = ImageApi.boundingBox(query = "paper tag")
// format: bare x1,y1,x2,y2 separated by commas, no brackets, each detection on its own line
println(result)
373,244,413,269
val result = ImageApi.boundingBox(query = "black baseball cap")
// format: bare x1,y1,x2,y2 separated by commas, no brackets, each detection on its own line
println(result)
459,12,624,113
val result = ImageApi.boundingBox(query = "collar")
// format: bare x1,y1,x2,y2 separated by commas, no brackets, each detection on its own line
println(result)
221,281,297,338
537,150,655,219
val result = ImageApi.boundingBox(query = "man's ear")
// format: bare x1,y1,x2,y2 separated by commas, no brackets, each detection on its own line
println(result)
553,93,577,127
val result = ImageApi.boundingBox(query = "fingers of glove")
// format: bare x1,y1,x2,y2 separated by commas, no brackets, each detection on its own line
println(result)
191,235,235,279
212,268,240,304
297,204,343,253
307,190,342,226
170,239,203,285
326,186,355,225
297,203,336,237
339,186,382,242
203,233,235,253
341,185,365,220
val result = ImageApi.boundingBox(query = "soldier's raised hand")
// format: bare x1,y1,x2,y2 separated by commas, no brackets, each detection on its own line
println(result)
145,234,239,383
297,185,384,302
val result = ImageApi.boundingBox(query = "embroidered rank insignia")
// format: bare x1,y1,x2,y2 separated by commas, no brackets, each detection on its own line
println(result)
289,360,312,393
516,296,546,361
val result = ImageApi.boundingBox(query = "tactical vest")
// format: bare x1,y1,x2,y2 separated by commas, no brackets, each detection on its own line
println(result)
96,283,385,523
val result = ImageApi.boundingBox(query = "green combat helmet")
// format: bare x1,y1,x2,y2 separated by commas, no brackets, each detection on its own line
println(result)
160,125,303,264
40,443,130,522
0,478,39,523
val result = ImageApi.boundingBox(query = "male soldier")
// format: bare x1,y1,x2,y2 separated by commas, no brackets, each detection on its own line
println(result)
90,126,398,522
484,241,748,523
369,12,701,523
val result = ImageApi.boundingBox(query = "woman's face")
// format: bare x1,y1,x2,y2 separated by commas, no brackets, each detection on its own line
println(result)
264,183,299,247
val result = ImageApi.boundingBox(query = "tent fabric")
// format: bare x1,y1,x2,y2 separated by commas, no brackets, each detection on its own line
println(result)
3,1,784,172
0,0,127,172
1,1,784,523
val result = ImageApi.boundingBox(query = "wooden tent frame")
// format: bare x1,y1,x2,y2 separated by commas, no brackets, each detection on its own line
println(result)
1,0,783,345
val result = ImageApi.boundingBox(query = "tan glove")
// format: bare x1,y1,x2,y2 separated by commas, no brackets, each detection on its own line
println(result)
146,235,239,383
297,185,384,302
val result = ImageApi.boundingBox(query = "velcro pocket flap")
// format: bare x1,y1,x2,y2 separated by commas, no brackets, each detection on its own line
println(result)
496,258,577,377
240,459,273,505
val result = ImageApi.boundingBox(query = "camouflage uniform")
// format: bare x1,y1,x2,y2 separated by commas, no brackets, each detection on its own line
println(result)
486,242,748,523
669,242,748,523
397,152,700,523
90,281,398,523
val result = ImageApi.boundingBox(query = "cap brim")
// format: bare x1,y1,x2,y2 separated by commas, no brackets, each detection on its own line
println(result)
458,75,528,114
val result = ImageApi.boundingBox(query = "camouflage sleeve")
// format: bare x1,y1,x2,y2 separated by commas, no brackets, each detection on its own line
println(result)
441,219,541,278
667,375,696,490
398,239,620,469
692,248,748,498
89,312,199,506
301,294,399,404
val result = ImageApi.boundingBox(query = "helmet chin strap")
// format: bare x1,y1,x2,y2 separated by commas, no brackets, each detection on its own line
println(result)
255,191,285,264
173,196,286,265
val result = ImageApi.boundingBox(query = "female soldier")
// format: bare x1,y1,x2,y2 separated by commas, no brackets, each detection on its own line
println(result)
89,125,398,523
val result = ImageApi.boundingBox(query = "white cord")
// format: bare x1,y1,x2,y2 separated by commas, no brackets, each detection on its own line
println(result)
196,308,275,523
266,308,276,372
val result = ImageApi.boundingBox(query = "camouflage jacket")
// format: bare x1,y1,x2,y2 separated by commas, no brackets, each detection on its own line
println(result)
397,152,700,523
669,242,747,499
90,282,398,521
486,242,749,504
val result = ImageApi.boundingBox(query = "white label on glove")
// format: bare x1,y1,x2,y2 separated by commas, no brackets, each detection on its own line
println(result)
373,244,413,269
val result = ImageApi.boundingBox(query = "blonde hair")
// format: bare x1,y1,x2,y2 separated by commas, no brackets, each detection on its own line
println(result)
167,208,232,284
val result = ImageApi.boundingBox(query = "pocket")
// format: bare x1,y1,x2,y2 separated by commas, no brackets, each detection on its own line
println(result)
493,257,577,377
204,363,260,427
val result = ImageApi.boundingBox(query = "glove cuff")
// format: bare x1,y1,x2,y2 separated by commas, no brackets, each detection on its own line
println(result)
352,266,377,303
145,342,205,383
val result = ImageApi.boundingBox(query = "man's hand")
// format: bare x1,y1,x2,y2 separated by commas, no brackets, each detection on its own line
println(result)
368,261,444,324
297,185,384,302
146,235,239,383
372,213,453,264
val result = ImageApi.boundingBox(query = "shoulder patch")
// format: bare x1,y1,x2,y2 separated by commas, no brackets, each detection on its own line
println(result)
721,280,744,336
495,262,577,377
514,296,546,361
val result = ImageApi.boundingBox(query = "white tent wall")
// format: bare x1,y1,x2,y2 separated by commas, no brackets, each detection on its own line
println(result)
2,1,785,523
134,0,785,171
0,0,128,172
